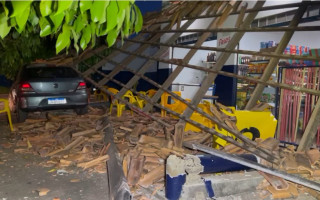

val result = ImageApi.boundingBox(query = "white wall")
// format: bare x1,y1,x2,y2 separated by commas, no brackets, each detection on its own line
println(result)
251,0,301,18
171,40,217,99
239,21,320,51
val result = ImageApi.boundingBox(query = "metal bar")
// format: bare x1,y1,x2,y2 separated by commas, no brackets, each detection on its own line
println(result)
114,47,320,96
143,1,230,112
100,58,277,161
180,1,265,120
101,116,131,200
184,141,320,192
85,64,278,163
298,99,320,151
124,38,320,62
156,2,320,24
141,26,320,33
245,2,309,109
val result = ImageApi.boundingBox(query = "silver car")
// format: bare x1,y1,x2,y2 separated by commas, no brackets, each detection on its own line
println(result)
9,64,89,122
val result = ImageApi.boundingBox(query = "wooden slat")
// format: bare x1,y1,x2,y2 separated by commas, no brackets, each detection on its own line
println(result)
113,48,320,96
181,1,265,120
114,4,198,99
143,1,229,112
92,58,278,161
83,65,278,162
245,2,309,109
297,99,320,151
124,38,320,62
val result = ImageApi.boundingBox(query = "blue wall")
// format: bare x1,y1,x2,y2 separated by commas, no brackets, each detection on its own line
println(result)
135,1,162,16
0,75,12,87
95,68,170,92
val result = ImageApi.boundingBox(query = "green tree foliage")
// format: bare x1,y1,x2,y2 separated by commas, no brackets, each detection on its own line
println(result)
0,28,56,79
0,0,143,79
0,0,143,53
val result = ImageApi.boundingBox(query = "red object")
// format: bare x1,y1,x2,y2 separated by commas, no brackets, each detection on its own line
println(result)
20,82,34,92
77,82,86,90
290,45,297,55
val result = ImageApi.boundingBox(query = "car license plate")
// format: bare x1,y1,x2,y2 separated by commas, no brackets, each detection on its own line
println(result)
48,98,66,104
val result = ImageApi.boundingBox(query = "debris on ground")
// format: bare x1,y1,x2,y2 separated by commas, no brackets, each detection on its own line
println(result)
7,103,320,199
223,138,320,199
109,109,320,199
11,106,108,174
36,188,50,196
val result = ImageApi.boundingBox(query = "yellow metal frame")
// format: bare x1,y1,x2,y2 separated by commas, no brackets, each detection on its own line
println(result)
0,98,13,131
213,107,277,148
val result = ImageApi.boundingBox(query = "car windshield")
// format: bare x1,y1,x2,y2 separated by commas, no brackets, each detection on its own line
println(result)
24,66,79,79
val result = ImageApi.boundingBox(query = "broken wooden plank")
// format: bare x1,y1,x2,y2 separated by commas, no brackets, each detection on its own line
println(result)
64,136,86,151
72,128,97,137
119,126,133,132
77,154,109,169
139,135,173,149
127,155,146,185
138,165,165,188
129,124,145,144
174,122,185,148
260,172,289,190
306,149,320,165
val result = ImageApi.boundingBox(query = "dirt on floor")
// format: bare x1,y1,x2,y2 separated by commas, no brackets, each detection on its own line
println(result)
0,114,109,200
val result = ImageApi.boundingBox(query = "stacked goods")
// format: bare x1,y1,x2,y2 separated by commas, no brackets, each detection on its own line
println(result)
283,44,311,66
309,48,320,66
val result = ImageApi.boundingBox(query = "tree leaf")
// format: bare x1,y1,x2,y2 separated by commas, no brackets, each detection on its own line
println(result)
65,9,76,25
117,1,128,30
106,0,118,32
14,5,31,33
80,25,91,50
90,22,96,47
71,29,79,53
79,0,92,13
39,17,51,37
83,25,91,44
69,0,78,11
0,13,11,39
55,0,73,15
50,13,64,32
130,6,135,33
11,1,32,17
134,5,143,33
106,28,119,47
40,0,52,17
50,12,64,32
98,23,108,36
1,2,10,16
73,15,85,33
90,0,109,23
123,5,131,37
28,7,39,26
56,24,71,54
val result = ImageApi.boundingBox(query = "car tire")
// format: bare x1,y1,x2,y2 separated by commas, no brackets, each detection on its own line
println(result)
75,106,88,115
17,106,28,123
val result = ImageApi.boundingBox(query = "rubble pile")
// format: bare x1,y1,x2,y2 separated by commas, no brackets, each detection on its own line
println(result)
109,111,212,199
4,105,320,199
7,106,109,174
223,138,320,199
